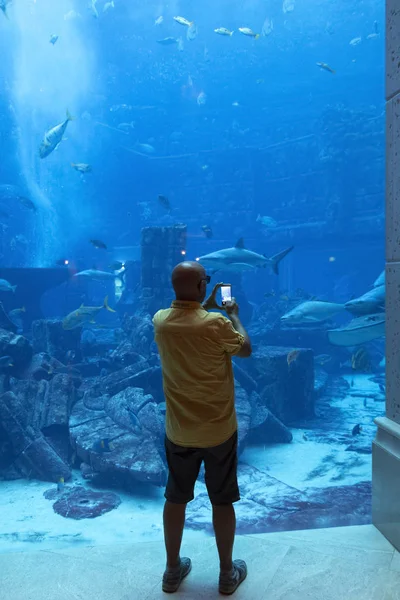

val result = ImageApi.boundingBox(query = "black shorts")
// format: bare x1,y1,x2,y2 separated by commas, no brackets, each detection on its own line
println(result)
164,431,240,505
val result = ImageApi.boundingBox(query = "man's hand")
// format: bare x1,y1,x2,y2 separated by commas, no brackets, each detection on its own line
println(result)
224,298,239,317
203,282,225,311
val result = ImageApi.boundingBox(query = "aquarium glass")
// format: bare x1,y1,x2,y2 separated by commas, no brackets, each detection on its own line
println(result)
0,0,385,553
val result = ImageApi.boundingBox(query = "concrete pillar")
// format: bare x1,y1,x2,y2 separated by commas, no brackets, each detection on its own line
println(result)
372,1,400,550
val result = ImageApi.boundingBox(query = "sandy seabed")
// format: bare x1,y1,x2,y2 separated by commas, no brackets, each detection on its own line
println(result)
0,374,377,554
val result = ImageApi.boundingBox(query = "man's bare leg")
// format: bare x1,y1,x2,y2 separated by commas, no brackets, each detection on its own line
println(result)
212,503,236,572
163,500,186,569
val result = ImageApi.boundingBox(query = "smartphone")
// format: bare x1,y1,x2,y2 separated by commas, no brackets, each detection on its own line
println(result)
220,284,232,305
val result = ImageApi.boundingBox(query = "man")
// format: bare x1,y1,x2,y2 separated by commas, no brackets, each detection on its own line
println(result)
153,261,252,595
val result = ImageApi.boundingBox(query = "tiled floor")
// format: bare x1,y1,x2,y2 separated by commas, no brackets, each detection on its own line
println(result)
0,525,399,599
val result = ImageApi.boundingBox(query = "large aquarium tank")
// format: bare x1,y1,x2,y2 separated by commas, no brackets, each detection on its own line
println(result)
0,0,384,552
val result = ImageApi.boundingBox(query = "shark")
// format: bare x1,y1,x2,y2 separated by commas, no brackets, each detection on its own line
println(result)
281,301,345,324
345,284,385,316
197,238,294,275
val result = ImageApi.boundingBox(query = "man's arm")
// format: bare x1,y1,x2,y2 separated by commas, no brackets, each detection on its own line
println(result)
225,301,252,358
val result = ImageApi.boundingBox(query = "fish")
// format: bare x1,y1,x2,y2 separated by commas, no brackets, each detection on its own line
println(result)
92,438,114,453
264,290,276,298
173,16,193,27
74,269,123,281
137,143,155,154
374,20,379,34
57,477,65,492
109,261,124,270
90,239,107,250
281,301,345,324
238,28,260,39
187,23,198,41
39,110,74,159
283,0,295,13
198,238,294,275
280,295,290,301
62,296,116,330
214,28,234,36
157,37,179,45
0,184,36,212
287,350,300,366
71,163,92,174
0,0,11,18
202,225,213,238
303,432,308,441
262,18,273,37
351,348,372,372
127,408,142,432
0,279,16,293
257,214,278,228
89,0,99,18
0,356,13,367
373,270,385,288
103,1,114,12
352,424,362,436
177,37,184,52
350,37,362,46
197,92,207,106
317,62,336,74
64,10,80,20
19,196,37,211
13,234,28,245
367,33,379,40
117,122,135,132
158,195,171,210
379,383,385,394
49,34,59,45
155,16,163,26
328,313,385,347
315,354,332,366
345,285,385,316
8,306,26,329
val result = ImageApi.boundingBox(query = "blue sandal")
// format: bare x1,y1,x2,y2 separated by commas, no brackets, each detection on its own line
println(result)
162,557,192,593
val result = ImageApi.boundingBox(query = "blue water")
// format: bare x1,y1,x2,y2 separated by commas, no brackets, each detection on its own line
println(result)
0,0,385,546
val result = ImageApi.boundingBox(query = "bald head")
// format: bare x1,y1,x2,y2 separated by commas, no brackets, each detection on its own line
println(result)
172,261,207,302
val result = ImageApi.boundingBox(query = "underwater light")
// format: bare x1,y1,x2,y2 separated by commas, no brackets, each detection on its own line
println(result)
328,256,336,263
195,257,200,261
181,250,186,255
64,260,69,265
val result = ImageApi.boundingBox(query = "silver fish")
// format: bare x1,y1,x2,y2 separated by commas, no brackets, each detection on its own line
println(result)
0,278,17,293
39,110,74,159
